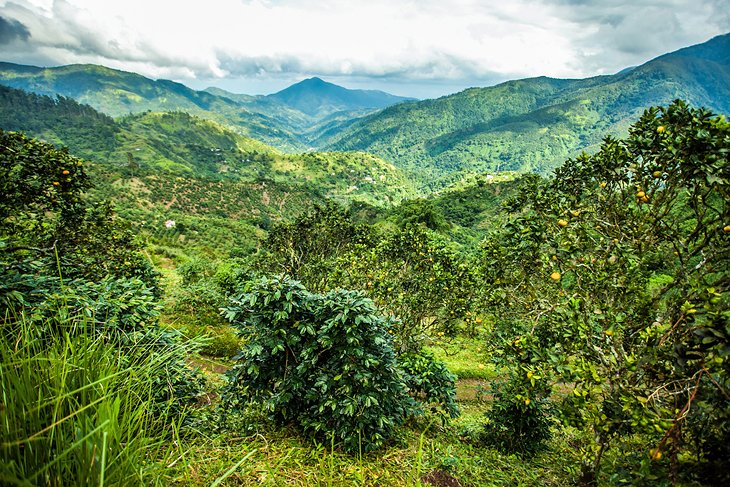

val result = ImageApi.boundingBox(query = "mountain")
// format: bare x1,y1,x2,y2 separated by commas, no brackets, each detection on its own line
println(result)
0,84,415,207
0,62,305,151
0,63,411,150
266,77,414,118
322,33,730,189
205,79,414,145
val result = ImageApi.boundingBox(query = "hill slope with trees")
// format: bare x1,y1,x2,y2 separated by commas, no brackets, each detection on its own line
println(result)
322,33,730,188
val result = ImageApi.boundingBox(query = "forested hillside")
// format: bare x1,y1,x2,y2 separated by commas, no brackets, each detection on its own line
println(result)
0,64,412,151
0,85,414,203
3,101,727,486
323,33,730,188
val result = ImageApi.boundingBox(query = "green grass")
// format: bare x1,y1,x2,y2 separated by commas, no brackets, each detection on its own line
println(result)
426,334,497,380
155,372,581,487
0,317,194,486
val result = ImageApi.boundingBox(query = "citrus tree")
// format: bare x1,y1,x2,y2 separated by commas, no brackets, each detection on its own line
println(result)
1,130,158,292
481,101,729,484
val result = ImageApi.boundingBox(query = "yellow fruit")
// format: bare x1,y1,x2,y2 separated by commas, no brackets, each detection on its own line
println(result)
524,398,531,406
551,255,557,261
599,182,607,189
724,225,730,232
636,190,646,198
649,448,662,460
657,126,666,134
652,170,662,178
550,271,561,281
571,210,581,217
527,371,533,379
52,181,60,186
640,195,650,203
605,330,614,336
62,170,70,175
558,219,568,227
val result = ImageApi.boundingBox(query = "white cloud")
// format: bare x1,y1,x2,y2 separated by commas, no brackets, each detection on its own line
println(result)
0,0,727,97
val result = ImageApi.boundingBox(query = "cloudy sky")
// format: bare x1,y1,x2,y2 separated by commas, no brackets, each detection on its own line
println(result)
0,0,728,98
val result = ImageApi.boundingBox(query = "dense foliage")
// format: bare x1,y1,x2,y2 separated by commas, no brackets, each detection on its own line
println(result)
222,275,419,452
1,131,205,484
4,49,730,485
265,203,478,351
481,100,729,484
1,130,159,293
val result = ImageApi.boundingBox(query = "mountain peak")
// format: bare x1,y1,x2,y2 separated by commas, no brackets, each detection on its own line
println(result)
300,76,327,85
267,77,413,117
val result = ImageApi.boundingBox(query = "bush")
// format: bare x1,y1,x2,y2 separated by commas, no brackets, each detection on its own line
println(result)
398,349,459,422
221,275,420,452
482,374,553,457
1,264,160,333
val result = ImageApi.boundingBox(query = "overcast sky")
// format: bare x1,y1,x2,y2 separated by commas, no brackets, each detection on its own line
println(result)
0,0,728,98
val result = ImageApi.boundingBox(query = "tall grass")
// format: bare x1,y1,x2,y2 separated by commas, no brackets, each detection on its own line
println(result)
0,316,193,486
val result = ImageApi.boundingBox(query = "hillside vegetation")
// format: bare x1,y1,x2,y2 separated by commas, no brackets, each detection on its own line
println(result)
0,64,412,151
323,33,730,188
2,30,730,486
0,84,414,203
2,34,727,190
3,101,727,486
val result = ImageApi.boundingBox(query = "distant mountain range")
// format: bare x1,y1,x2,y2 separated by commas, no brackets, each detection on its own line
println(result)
0,63,412,150
1,33,728,190
322,33,730,187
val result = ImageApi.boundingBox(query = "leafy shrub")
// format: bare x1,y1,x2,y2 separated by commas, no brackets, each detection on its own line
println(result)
1,264,160,333
482,374,553,457
221,275,420,452
398,349,459,421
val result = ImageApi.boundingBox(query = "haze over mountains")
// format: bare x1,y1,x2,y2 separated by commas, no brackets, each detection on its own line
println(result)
1,33,728,191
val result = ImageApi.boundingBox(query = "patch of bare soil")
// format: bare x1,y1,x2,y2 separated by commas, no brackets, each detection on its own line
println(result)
421,470,464,487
